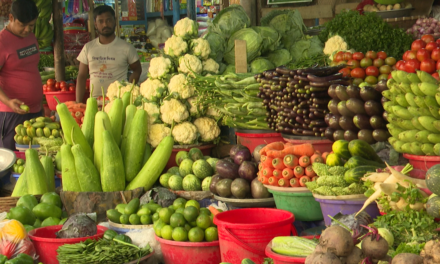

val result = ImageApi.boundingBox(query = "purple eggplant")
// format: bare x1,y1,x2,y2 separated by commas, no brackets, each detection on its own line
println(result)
209,174,223,194
234,148,252,165
229,144,248,159
216,159,240,179
238,161,258,182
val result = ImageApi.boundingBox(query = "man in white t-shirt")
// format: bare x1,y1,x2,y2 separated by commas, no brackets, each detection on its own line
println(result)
75,5,142,102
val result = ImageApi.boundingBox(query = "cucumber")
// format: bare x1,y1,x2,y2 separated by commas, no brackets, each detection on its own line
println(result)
25,148,48,195
142,143,152,166
60,144,81,192
124,109,148,182
71,143,102,192
344,156,385,169
101,129,125,192
120,104,137,159
106,209,122,223
40,154,55,192
344,165,381,184
81,86,98,148
348,139,384,164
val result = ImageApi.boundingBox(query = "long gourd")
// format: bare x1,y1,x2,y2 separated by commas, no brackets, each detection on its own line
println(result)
126,135,174,191
40,151,55,192
101,129,126,192
120,104,137,158
26,148,48,195
108,95,123,146
55,97,93,161
11,166,28,197
121,81,134,128
123,108,148,182
71,141,102,192
142,143,152,166
60,144,81,192
81,85,98,147
94,88,113,174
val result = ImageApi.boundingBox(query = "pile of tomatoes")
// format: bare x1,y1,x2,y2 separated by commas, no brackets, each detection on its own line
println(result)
332,50,397,86
43,79,76,93
395,34,440,79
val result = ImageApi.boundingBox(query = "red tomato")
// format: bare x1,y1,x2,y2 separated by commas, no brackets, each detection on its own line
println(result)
432,72,440,81
405,59,421,73
335,51,344,62
420,59,436,73
417,48,431,62
61,87,68,92
412,39,427,51
69,86,75,92
69,82,75,87
437,60,440,70
343,52,353,61
46,79,55,86
396,60,406,71
47,84,56,91
426,42,439,52
339,67,351,77
352,52,364,61
404,50,417,61
365,66,379,77
347,59,360,69
350,68,366,79
377,51,387,60
55,82,60,89
366,51,377,60
422,34,435,44
59,81,67,89
431,48,440,61
437,39,440,46
42,84,47,90
388,73,392,79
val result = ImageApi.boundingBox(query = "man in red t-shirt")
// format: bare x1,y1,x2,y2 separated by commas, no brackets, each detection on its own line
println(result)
0,0,42,150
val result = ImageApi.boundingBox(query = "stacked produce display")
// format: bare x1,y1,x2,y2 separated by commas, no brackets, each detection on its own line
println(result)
13,116,60,146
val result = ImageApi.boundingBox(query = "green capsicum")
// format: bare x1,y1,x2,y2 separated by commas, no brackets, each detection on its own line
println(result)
114,234,132,244
5,254,34,264
103,230,118,241
0,254,7,264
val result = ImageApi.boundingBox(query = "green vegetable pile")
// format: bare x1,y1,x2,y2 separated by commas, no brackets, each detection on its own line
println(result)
318,10,413,59
38,54,54,71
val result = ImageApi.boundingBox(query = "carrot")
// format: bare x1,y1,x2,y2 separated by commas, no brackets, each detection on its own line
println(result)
64,101,76,107
260,141,284,156
74,111,84,119
311,155,324,164
266,149,285,158
273,169,282,178
268,176,277,186
310,153,321,163
208,206,221,216
282,168,294,180
262,167,274,177
299,176,311,187
278,178,290,187
314,150,321,155
262,156,274,168
305,165,316,177
282,143,315,157
311,176,319,181
258,163,263,171
299,156,311,167
294,166,304,178
322,152,330,163
261,176,269,185
272,158,285,170
283,154,298,168
290,178,300,187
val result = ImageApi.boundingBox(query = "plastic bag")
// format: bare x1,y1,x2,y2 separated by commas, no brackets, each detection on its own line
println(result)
149,36,160,48
0,213,37,260
126,228,162,264
146,20,157,37
155,18,167,28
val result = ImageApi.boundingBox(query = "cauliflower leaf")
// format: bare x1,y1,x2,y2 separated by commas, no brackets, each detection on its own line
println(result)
168,74,195,99
160,98,189,124
193,117,220,142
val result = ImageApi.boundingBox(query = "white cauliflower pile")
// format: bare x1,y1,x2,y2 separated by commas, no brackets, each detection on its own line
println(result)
140,78,167,101
190,38,211,60
106,80,140,101
164,35,188,57
206,107,222,120
148,57,173,79
187,97,202,117
148,124,171,148
138,102,160,126
323,35,349,56
160,98,189,125
172,121,199,145
168,74,195,99
174,17,198,40
179,54,202,75
193,117,221,142
202,59,220,74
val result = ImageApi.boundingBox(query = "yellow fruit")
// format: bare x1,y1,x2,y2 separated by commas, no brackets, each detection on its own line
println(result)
3,219,27,242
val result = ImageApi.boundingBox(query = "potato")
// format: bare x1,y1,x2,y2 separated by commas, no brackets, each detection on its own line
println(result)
379,5,387,11
392,253,423,264
405,3,413,8
371,6,379,12
393,3,401,10
387,5,393,10
363,4,373,11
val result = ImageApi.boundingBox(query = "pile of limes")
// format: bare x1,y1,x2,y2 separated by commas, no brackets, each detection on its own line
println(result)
154,198,219,242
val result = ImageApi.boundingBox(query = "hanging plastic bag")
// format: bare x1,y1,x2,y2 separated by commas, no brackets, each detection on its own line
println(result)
0,213,37,261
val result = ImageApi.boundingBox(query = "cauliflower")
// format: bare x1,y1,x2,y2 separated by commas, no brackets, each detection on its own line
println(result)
160,98,189,124
187,97,203,117
164,35,188,57
202,58,220,74
138,101,160,125
148,124,171,148
323,35,348,56
140,78,167,101
174,17,198,40
148,56,173,79
206,107,223,120
190,38,211,60
178,54,202,75
104,100,113,113
172,121,199,145
193,117,220,142
168,74,195,99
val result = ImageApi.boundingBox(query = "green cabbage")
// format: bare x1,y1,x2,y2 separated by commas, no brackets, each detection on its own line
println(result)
250,58,275,73
223,64,236,75
267,49,292,67
223,28,263,65
203,31,226,63
211,4,250,39
290,36,324,63
252,26,280,54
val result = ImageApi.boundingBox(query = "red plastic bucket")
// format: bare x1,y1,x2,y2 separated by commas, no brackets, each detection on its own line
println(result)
44,91,89,110
264,236,320,264
13,151,25,160
165,144,215,170
403,153,440,172
235,130,284,154
282,136,333,154
28,225,107,264
213,208,294,264
155,235,221,264
391,166,431,195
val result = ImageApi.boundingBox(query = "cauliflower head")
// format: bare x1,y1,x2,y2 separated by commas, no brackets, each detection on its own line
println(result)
140,78,167,101
164,35,188,57
107,81,141,102
168,74,195,99
160,98,189,124
206,107,223,119
187,97,203,117
104,100,113,113
174,17,199,40
172,121,199,145
202,58,220,74
138,101,160,125
193,117,220,142
148,56,173,79
190,38,211,60
323,35,348,56
148,124,171,148
178,54,202,75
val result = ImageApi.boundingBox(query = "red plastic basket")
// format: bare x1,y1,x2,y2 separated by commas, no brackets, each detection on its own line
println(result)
44,91,76,110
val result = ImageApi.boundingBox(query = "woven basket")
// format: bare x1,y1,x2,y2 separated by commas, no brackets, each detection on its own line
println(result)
384,15,424,30
0,189,41,213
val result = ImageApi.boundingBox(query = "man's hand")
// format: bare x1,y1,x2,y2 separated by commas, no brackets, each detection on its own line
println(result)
8,99,27,114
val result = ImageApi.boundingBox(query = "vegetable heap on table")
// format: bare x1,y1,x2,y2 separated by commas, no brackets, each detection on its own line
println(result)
38,53,54,71
14,116,60,147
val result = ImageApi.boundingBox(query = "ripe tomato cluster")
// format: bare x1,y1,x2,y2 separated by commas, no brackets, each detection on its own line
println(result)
333,50,397,85
396,34,440,79
43,79,76,92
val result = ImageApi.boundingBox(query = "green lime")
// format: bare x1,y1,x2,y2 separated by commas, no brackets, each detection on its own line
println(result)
172,227,188,242
170,213,186,228
161,225,174,240
188,227,205,242
120,214,130,225
154,221,166,237
173,197,187,209
140,214,152,225
175,207,185,214
199,208,211,216
184,224,192,232
137,207,151,216
159,208,173,224
185,200,200,211
189,221,197,227
129,214,140,225
196,214,212,230
205,227,218,242
183,206,199,222
152,212,160,222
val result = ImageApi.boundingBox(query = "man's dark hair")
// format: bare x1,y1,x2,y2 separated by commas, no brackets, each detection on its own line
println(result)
93,5,115,21
10,0,39,24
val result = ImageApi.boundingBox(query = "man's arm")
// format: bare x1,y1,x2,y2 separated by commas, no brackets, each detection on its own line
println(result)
128,60,142,84
0,67,25,114
76,62,89,103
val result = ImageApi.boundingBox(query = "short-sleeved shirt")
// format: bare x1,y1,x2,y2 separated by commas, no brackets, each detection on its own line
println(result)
77,37,139,98
0,29,42,113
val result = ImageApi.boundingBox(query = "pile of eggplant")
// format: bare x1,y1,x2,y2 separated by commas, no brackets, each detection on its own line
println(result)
256,66,347,136
325,80,390,143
